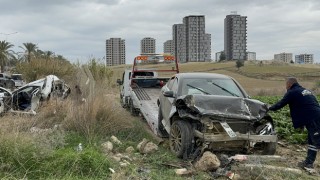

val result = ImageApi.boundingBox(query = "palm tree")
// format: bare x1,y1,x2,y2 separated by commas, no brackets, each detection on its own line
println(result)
0,40,14,73
35,49,45,59
20,42,38,62
45,51,54,59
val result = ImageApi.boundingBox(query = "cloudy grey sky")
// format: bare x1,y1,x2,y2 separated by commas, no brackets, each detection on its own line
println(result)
1,0,319,64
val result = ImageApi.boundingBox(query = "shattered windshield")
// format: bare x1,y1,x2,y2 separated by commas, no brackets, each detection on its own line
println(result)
182,78,244,97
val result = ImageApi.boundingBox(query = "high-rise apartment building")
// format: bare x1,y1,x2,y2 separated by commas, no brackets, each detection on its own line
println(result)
140,37,156,54
173,15,211,63
274,52,293,63
106,38,126,66
163,40,174,55
224,14,247,60
173,24,186,62
295,54,314,64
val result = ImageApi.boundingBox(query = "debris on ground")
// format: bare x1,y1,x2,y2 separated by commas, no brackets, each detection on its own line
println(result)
175,168,194,176
161,161,192,169
229,154,287,162
194,151,220,171
236,164,303,174
137,167,151,174
119,160,130,167
0,74,70,115
109,168,115,174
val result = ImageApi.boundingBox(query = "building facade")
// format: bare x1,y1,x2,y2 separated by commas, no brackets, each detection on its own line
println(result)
246,52,256,60
173,15,211,63
295,54,314,64
173,24,186,62
106,38,126,66
274,52,293,63
140,37,156,54
224,14,247,60
163,40,174,55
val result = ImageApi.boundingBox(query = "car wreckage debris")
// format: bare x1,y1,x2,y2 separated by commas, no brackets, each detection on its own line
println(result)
0,75,71,115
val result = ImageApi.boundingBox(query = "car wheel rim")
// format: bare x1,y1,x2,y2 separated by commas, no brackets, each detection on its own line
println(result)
170,123,182,153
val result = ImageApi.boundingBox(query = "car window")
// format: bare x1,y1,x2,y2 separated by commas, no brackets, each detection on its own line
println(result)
181,78,244,97
166,77,174,90
171,78,178,92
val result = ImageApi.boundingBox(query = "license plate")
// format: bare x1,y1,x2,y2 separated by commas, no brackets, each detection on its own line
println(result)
220,122,237,138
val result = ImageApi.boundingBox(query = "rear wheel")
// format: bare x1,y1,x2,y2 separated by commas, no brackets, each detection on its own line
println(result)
129,99,139,116
169,120,193,158
157,106,169,138
120,94,125,108
262,142,277,155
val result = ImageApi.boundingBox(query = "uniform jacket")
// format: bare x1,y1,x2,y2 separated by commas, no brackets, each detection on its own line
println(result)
269,83,320,129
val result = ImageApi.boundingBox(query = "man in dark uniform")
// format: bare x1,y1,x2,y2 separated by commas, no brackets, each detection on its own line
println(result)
269,77,320,170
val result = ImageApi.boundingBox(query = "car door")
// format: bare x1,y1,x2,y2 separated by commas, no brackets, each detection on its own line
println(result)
161,77,179,124
12,86,41,111
0,87,12,113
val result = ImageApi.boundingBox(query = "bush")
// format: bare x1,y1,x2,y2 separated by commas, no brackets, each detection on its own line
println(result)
63,84,133,144
14,58,75,82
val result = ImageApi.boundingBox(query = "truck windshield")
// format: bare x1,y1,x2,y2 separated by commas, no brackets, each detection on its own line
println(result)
182,78,243,97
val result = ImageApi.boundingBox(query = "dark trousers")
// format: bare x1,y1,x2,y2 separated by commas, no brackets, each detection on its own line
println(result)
306,124,320,165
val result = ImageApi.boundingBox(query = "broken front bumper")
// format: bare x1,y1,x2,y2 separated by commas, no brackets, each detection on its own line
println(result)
194,130,277,143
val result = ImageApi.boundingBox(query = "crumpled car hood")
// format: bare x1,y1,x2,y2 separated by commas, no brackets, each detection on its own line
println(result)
175,94,268,121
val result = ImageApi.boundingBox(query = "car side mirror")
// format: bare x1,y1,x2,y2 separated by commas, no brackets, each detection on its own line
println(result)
163,90,175,98
116,79,123,85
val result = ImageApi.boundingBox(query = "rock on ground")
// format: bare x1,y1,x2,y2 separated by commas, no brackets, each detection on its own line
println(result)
125,146,135,154
137,138,158,154
194,151,220,171
111,135,122,145
101,141,113,153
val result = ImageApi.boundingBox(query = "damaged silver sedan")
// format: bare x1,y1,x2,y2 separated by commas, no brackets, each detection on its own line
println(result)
158,73,277,158
0,75,70,115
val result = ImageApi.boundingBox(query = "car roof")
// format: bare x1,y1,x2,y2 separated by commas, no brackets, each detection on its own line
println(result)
175,73,232,79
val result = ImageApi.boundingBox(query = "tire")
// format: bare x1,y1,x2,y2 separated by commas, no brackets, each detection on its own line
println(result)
120,94,125,108
157,106,169,138
262,142,277,155
129,99,139,116
169,120,194,158
256,121,277,155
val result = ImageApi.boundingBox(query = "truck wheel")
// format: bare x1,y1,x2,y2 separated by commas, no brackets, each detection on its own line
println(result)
129,99,139,116
120,94,125,108
169,120,193,158
157,106,169,138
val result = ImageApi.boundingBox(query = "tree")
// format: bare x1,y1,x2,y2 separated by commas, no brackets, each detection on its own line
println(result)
219,51,226,61
236,60,244,70
0,40,14,72
45,51,54,59
20,42,38,62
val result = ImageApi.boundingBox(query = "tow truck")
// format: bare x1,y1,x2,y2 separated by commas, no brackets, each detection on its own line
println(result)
117,54,179,135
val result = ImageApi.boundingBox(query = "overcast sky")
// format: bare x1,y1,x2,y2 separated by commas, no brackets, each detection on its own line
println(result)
1,0,319,64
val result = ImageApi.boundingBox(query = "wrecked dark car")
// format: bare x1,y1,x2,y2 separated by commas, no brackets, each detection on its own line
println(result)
158,73,277,158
